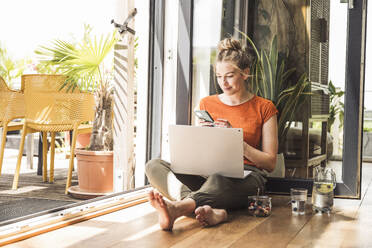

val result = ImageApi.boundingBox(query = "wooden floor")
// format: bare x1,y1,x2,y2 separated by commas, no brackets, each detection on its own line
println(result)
3,164,371,248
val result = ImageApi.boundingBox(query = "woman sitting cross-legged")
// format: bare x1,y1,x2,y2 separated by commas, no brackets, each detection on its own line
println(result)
146,37,278,231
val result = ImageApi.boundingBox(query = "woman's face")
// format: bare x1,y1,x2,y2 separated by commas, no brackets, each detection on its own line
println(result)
215,61,249,96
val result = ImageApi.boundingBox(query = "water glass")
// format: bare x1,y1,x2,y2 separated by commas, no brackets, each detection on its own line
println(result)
290,188,307,215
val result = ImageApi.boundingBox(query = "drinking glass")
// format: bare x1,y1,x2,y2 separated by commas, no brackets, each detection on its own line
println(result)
290,188,307,215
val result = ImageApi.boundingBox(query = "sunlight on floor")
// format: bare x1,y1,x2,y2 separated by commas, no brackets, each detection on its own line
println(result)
0,185,47,194
123,224,159,241
36,225,107,248
2,148,72,175
315,217,357,247
96,202,155,225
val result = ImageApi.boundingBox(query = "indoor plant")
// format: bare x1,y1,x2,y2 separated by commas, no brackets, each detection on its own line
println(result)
35,27,118,195
238,31,310,176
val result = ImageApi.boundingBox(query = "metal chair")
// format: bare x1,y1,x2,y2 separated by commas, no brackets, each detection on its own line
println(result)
12,74,95,193
0,76,25,175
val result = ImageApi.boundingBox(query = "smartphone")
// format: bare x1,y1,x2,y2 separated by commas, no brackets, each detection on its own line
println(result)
194,110,214,122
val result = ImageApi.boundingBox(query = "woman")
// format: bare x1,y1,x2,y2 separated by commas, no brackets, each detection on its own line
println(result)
146,38,278,230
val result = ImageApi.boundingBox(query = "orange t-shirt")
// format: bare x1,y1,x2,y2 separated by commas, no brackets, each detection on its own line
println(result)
199,94,278,167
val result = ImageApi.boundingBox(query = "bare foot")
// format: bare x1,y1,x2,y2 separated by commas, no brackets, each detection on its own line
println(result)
195,205,227,227
148,190,177,230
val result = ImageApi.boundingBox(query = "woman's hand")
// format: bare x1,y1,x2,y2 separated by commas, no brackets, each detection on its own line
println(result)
197,118,231,128
214,119,232,128
198,120,215,127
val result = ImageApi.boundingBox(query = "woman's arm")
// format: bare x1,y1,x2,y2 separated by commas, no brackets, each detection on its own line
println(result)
243,115,278,172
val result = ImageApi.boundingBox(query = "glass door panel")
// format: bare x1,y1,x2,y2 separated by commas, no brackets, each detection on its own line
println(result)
326,1,348,183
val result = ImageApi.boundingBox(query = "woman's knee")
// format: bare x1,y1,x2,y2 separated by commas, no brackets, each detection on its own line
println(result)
145,158,171,179
145,158,163,176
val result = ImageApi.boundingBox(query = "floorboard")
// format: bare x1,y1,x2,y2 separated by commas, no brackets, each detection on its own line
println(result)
340,166,372,248
229,197,312,248
169,210,265,248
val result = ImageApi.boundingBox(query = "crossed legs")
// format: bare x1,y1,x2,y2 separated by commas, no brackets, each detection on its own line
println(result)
145,159,265,231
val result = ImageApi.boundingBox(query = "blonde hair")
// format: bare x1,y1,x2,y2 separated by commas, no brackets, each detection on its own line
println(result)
216,38,253,72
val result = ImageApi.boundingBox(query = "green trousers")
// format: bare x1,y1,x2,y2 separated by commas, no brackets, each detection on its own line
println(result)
145,158,267,210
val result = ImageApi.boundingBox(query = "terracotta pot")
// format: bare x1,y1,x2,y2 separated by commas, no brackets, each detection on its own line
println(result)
75,149,113,193
65,132,91,149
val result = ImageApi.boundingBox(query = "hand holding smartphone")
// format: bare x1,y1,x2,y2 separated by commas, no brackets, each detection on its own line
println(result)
214,119,232,128
194,110,232,128
194,110,214,123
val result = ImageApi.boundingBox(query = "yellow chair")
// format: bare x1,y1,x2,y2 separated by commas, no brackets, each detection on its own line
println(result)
0,76,25,175
12,74,95,194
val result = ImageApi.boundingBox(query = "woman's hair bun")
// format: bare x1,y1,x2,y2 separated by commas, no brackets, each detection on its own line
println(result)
217,38,242,53
216,37,253,70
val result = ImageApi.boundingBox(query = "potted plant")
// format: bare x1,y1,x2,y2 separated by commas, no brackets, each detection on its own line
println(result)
237,31,310,177
35,27,118,197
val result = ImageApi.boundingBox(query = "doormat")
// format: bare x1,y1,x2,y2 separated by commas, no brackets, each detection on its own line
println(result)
0,198,74,223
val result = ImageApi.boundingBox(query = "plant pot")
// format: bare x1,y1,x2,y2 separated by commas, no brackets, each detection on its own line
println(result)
65,131,91,149
75,149,113,193
267,153,285,178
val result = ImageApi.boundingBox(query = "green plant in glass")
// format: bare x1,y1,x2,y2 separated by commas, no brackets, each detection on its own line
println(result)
35,27,118,151
237,31,310,153
328,80,344,132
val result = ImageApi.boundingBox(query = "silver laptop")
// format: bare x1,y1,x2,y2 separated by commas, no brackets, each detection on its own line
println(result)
169,125,249,178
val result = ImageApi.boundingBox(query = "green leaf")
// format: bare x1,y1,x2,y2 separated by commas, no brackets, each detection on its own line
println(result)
35,30,118,92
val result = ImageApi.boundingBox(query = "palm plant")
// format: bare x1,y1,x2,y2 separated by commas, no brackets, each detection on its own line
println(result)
0,43,26,89
35,29,118,151
237,31,310,153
